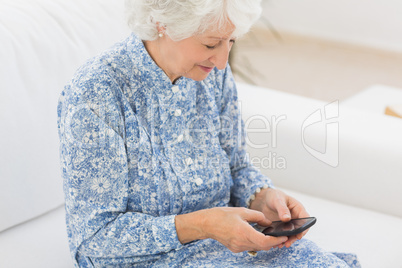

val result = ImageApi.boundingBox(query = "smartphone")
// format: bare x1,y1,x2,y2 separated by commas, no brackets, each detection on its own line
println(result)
261,217,316,237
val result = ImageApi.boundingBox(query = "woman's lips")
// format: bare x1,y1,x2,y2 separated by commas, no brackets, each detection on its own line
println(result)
199,65,214,73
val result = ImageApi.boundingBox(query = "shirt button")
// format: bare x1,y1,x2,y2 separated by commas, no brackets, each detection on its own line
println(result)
174,109,182,117
172,86,179,93
177,134,184,142
195,178,203,186
185,157,193,165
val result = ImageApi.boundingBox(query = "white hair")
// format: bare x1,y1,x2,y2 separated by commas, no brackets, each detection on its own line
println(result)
125,0,262,41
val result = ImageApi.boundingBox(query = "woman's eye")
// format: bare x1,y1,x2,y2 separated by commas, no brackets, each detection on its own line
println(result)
205,40,235,49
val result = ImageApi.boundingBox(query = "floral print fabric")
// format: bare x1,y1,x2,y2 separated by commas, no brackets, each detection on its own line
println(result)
57,33,360,267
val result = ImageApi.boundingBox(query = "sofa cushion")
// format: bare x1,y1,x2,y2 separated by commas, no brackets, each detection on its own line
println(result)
0,205,72,267
283,188,402,268
0,0,129,231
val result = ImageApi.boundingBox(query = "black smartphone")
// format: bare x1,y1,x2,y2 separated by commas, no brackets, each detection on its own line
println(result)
261,217,316,237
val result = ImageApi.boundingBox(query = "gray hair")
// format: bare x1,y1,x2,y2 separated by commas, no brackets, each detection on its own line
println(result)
125,0,262,41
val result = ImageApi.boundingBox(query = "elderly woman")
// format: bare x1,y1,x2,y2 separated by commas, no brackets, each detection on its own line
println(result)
57,0,360,267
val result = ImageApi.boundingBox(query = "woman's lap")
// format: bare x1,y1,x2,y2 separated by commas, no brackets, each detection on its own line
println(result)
168,239,360,268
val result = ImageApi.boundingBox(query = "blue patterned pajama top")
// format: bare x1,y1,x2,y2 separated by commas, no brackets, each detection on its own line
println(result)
57,33,360,267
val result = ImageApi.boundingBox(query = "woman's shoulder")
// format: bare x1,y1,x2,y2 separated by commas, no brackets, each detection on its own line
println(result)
62,36,140,104
72,39,132,88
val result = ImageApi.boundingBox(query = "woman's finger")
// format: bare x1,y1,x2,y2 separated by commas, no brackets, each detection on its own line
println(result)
274,196,292,222
242,208,271,226
245,223,288,250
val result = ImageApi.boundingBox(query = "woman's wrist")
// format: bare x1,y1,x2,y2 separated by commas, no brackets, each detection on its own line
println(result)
175,209,209,244
247,185,271,208
248,187,273,211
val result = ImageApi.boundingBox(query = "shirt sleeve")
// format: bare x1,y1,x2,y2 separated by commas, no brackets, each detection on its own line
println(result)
57,70,182,266
216,65,274,208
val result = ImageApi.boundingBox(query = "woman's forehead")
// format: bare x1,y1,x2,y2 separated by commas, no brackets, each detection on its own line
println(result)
200,21,236,40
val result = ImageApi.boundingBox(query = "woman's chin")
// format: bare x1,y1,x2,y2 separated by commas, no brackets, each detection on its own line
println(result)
184,70,210,81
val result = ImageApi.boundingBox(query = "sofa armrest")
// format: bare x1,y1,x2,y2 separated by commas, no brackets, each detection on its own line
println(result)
237,82,402,218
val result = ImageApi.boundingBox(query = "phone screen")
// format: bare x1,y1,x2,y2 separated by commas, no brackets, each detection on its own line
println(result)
262,217,316,237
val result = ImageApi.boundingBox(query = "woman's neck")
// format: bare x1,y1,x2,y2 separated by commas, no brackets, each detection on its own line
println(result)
143,40,179,83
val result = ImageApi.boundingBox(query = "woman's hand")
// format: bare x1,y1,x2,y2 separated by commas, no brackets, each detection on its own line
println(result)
175,207,288,253
249,188,310,248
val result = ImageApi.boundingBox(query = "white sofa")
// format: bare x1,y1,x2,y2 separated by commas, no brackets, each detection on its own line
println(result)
1,0,402,267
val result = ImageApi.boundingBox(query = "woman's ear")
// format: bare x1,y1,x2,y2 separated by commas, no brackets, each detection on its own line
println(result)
156,22,166,37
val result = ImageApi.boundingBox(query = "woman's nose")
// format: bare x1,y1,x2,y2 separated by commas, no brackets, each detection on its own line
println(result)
210,41,233,70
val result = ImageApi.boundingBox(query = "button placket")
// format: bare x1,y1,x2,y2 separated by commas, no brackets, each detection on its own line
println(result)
170,85,184,144
170,83,203,188
182,155,202,187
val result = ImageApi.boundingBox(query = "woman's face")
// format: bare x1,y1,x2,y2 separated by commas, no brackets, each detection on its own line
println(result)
147,21,236,83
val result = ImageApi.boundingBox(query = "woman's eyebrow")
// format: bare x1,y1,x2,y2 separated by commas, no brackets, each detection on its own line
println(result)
206,36,235,40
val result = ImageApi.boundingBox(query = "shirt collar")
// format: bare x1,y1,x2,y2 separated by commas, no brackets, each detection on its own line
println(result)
126,33,187,90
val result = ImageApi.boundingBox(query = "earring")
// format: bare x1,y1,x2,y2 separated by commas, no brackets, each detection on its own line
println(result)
158,33,164,38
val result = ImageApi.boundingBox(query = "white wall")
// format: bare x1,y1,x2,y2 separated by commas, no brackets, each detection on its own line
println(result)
262,0,402,53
